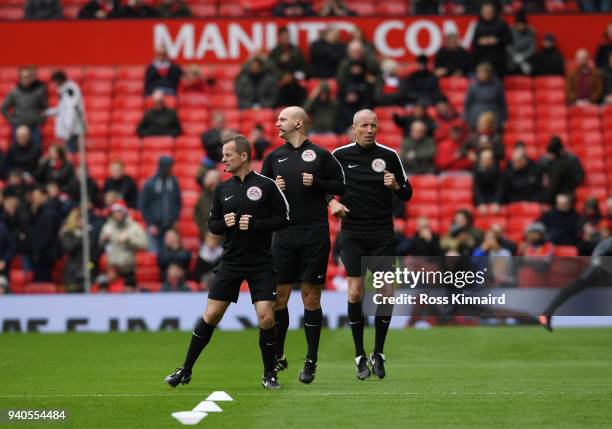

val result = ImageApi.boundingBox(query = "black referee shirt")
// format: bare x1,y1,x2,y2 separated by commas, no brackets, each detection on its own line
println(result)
208,170,290,270
261,140,345,229
332,142,412,232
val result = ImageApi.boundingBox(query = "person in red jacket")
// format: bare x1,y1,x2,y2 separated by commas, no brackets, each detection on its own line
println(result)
435,125,475,173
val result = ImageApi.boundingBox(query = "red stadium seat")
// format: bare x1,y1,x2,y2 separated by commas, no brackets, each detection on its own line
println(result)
191,4,217,16
309,134,339,150
84,66,116,81
24,283,59,294
115,80,144,95
438,173,473,189
113,96,144,110
534,76,565,91
175,136,202,151
534,90,565,105
505,119,535,133
506,90,533,105
141,136,174,151
83,81,113,96
439,77,469,92
569,104,600,118
507,202,542,217
508,104,535,119
85,96,112,110
117,66,146,80
408,204,441,218
554,246,578,257
504,76,532,91
110,137,140,151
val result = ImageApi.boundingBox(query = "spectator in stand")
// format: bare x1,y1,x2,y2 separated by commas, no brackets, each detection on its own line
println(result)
399,55,440,106
471,1,512,77
541,137,581,205
473,228,514,286
433,96,464,141
157,228,191,281
412,0,440,14
540,194,581,246
47,70,86,153
157,0,192,17
490,222,517,254
4,125,42,176
78,0,117,18
275,71,307,107
578,221,602,256
457,0,505,14
194,168,220,240
161,264,191,292
400,121,436,174
268,27,307,77
579,0,612,13
59,207,98,292
179,64,214,95
24,0,63,19
99,201,148,288
473,148,502,214
435,124,475,172
518,222,554,259
348,28,377,65
111,0,158,18
530,33,565,77
309,27,346,79
595,24,612,69
507,9,536,76
137,90,182,137
434,32,473,78
409,216,443,256
4,170,32,202
319,0,356,16
65,169,101,208
34,145,74,191
304,81,338,134
0,214,15,292
201,112,232,163
464,62,507,129
249,124,270,160
375,59,403,106
29,185,62,282
194,232,223,287
103,161,138,209
140,156,182,253
600,52,612,104
502,143,542,203
337,40,380,86
235,56,277,109
539,136,584,186
466,111,504,161
566,49,603,105
1,189,31,264
441,209,483,256
1,66,47,146
144,47,182,96
581,197,602,229
273,0,315,16
393,102,437,138
335,46,377,132
45,180,69,218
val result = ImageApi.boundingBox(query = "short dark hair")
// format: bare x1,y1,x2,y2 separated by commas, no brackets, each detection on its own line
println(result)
51,70,67,84
222,134,252,162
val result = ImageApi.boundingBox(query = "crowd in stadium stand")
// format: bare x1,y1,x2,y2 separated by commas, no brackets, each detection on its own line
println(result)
1,2,612,293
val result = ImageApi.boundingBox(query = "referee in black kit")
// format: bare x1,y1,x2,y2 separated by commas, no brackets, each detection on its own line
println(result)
331,109,412,380
261,106,345,384
164,134,290,390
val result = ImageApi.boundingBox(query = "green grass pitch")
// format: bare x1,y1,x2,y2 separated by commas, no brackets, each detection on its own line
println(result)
1,327,611,428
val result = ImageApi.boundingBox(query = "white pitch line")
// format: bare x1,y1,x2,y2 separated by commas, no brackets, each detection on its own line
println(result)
0,391,610,399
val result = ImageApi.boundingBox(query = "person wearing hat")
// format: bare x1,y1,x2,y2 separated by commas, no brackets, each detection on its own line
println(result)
507,10,536,75
399,54,440,106
531,33,565,76
541,136,582,205
139,155,182,254
99,200,148,288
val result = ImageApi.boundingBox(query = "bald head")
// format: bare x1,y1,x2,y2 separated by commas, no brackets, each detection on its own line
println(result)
352,109,378,147
276,105,309,145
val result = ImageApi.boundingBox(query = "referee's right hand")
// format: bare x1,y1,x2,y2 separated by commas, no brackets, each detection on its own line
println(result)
329,199,349,218
224,212,237,227
275,175,286,191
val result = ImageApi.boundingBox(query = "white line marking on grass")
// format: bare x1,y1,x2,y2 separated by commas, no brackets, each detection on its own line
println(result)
0,391,610,399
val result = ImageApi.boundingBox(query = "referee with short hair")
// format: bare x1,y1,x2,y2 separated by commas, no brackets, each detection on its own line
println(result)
261,106,345,384
164,134,290,390
331,109,412,380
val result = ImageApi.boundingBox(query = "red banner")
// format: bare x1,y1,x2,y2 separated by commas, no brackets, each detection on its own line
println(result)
0,14,609,66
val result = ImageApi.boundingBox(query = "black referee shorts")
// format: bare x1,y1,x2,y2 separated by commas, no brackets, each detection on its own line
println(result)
339,229,397,278
272,225,331,285
208,265,277,304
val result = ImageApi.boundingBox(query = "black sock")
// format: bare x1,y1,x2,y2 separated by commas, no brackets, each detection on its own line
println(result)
348,302,365,357
259,327,278,376
304,308,322,362
183,318,216,370
274,308,289,358
374,315,392,354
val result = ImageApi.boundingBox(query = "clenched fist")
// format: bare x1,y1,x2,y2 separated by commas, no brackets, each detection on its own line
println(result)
224,212,237,227
239,214,252,231
383,170,399,191
275,175,286,191
302,173,314,187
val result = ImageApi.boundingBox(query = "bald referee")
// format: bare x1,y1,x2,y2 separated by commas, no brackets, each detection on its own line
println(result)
261,106,345,383
164,135,290,390
331,109,412,380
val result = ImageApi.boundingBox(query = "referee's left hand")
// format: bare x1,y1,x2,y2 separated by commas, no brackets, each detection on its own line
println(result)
383,170,399,191
302,173,314,187
239,214,252,230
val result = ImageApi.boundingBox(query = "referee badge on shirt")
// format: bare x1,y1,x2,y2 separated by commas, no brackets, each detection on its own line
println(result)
302,149,317,162
246,186,263,201
371,158,386,173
